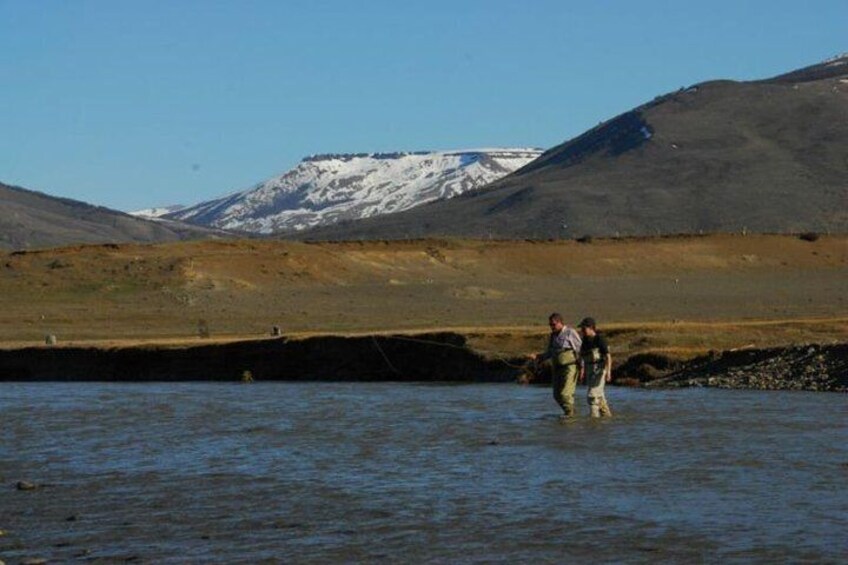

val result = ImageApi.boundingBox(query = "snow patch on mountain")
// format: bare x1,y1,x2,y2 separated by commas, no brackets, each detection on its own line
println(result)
130,204,186,219
165,149,542,233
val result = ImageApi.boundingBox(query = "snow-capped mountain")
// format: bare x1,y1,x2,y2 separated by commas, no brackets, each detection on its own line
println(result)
162,149,543,233
131,204,186,219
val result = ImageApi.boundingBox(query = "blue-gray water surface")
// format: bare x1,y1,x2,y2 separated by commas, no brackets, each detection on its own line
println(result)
1,383,846,563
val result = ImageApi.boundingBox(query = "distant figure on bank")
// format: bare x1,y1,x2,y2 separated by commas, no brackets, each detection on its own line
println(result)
578,317,613,418
530,313,583,418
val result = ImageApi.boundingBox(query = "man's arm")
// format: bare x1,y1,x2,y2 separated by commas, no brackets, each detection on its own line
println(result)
599,334,612,382
529,350,551,362
528,337,551,362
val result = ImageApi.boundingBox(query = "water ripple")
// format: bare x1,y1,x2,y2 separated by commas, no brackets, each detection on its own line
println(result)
0,383,846,562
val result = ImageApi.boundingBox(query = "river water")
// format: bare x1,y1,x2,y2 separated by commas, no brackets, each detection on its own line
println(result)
1,383,846,563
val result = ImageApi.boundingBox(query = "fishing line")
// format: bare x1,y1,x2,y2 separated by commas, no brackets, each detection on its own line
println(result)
380,334,532,371
370,336,402,376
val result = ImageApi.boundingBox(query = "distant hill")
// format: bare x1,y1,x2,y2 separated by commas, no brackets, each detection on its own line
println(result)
0,181,229,250
302,55,848,240
158,149,542,233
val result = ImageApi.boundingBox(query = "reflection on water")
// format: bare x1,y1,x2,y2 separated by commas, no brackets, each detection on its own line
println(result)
1,383,846,562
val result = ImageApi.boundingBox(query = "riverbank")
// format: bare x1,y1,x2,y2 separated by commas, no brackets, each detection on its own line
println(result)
1,330,845,392
0,332,519,383
1,235,845,389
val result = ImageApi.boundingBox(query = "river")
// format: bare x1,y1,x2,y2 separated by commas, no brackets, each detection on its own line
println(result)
1,383,846,563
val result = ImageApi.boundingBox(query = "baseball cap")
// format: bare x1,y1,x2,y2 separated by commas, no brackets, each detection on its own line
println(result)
578,317,596,329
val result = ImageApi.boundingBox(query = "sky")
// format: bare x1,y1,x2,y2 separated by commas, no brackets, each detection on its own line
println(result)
1,1,846,212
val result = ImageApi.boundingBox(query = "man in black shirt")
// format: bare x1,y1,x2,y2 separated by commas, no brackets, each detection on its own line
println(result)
578,317,613,417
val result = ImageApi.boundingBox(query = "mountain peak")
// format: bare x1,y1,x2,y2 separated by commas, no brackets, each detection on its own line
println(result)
301,148,543,163
823,52,848,64
165,148,543,233
302,151,432,163
766,52,848,83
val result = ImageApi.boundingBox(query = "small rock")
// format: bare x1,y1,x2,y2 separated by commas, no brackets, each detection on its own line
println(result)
21,558,48,565
65,515,78,522
16,481,38,491
272,521,306,530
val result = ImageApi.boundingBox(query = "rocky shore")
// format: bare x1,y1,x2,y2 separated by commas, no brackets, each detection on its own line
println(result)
625,343,848,392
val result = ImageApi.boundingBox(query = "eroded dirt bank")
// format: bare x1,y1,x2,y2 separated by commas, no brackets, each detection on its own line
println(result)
1,332,845,391
0,333,522,383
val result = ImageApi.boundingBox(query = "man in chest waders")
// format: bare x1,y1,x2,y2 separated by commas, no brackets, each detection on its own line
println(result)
531,313,583,419
578,317,613,418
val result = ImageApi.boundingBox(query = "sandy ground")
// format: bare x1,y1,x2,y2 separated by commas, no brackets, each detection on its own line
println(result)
1,234,845,357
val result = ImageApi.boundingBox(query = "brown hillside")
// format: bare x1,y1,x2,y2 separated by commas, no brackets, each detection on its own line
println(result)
304,56,848,240
0,181,232,250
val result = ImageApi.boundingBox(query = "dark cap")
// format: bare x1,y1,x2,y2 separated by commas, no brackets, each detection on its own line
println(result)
578,317,596,329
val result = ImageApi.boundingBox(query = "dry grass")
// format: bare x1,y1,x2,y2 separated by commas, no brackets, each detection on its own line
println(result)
1,235,845,359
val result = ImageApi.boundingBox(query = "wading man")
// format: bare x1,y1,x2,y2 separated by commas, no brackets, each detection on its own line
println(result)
531,313,583,418
578,317,613,417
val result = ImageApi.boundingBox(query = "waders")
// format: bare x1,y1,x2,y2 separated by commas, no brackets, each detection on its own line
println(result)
552,349,579,417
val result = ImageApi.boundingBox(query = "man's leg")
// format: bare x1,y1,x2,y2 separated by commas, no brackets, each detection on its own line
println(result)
552,365,576,417
586,363,610,418
599,396,613,417
561,363,578,417
551,369,567,415
588,395,601,418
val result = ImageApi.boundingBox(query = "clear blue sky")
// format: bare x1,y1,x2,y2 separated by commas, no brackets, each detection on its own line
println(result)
1,1,845,211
